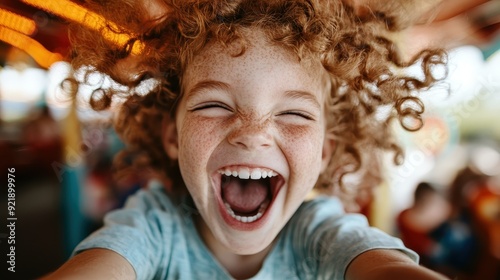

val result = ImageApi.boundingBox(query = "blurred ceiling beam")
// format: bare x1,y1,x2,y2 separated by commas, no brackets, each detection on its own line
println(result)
0,26,62,69
0,8,36,35
21,0,144,55
0,0,69,67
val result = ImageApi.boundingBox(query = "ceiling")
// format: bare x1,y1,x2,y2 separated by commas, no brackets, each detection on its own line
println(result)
0,0,71,67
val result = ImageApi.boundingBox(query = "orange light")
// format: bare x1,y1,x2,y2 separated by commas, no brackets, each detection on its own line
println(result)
0,8,36,35
21,0,144,55
0,26,63,69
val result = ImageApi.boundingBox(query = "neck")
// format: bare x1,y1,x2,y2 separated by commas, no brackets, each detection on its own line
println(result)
194,216,273,279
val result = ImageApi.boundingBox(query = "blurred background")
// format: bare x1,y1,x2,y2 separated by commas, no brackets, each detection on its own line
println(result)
0,0,499,279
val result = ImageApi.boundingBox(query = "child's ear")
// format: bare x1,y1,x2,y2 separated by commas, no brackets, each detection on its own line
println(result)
162,115,179,160
321,134,335,172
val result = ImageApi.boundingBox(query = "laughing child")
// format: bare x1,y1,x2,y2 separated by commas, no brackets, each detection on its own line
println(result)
44,0,449,279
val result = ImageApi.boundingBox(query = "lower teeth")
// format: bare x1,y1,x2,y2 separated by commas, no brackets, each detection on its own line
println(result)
224,201,269,223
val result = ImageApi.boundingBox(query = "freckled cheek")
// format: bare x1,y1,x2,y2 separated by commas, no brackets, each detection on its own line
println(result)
177,117,224,174
279,126,324,179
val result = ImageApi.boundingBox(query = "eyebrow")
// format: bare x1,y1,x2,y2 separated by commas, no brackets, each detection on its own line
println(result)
283,90,322,110
185,80,230,99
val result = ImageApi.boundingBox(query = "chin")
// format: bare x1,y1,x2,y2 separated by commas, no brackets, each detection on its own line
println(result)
216,190,289,255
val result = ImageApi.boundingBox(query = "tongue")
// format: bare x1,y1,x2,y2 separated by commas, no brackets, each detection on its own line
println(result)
222,177,269,214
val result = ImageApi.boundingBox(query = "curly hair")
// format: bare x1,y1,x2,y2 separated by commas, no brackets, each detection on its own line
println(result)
68,0,446,194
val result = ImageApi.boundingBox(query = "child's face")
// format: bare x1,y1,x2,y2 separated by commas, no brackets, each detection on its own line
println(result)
164,30,333,255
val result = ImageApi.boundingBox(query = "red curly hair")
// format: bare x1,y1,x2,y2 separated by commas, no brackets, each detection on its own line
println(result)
67,0,446,194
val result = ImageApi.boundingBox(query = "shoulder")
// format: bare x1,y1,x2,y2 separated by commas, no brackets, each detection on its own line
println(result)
73,180,197,279
287,195,366,234
121,179,179,211
282,196,418,279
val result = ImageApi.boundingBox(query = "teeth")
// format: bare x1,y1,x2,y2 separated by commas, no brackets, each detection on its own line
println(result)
218,167,278,180
223,200,268,223
224,202,235,215
250,169,261,179
239,168,250,179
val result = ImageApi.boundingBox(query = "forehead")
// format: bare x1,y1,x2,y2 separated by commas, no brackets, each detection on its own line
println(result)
182,29,329,92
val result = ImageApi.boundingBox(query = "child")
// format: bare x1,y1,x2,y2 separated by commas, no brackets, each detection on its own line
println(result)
44,0,449,279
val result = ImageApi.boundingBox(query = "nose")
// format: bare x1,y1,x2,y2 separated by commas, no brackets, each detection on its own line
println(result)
227,117,273,150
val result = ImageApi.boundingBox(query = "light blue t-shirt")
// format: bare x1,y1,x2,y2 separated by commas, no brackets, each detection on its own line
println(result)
74,182,418,279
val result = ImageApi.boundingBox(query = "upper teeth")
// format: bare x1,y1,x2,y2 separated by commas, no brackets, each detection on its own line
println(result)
218,167,277,180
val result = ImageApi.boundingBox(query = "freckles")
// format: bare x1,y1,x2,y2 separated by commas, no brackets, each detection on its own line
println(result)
282,124,311,137
280,125,324,167
178,118,212,168
179,115,231,164
280,125,322,148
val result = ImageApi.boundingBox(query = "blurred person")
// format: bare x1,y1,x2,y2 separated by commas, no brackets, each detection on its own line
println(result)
431,166,489,279
397,182,451,270
466,173,500,279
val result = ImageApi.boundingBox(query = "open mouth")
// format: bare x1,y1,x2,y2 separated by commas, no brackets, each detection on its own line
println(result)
217,167,283,224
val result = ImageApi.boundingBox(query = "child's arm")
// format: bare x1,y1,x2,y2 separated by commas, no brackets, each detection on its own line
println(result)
346,249,449,280
40,248,135,280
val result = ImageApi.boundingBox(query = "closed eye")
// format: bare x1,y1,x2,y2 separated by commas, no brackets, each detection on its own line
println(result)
278,111,315,121
191,102,232,112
